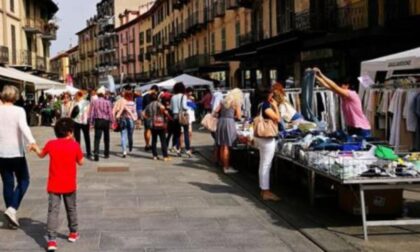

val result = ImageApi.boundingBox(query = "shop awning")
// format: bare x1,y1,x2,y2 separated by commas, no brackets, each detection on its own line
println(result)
0,66,64,90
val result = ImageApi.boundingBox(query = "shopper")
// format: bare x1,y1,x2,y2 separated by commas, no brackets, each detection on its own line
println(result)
272,82,303,129
199,88,213,114
314,68,372,137
60,92,74,118
254,88,281,201
170,82,192,157
72,91,91,158
143,93,172,161
142,85,159,151
88,87,113,161
114,92,138,158
214,88,243,174
31,118,84,251
134,90,143,129
186,87,196,149
0,85,36,228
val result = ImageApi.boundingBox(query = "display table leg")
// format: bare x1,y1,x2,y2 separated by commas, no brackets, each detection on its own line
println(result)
359,185,368,240
308,170,315,206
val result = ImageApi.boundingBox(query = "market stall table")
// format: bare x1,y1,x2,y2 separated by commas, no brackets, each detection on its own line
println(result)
276,153,420,240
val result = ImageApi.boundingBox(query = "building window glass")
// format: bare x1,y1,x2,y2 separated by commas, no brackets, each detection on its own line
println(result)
211,33,215,55
146,29,152,43
139,32,144,45
10,0,15,12
235,21,240,47
221,28,226,51
11,25,16,64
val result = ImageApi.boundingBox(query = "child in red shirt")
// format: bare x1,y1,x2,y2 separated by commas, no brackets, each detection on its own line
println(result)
32,118,84,251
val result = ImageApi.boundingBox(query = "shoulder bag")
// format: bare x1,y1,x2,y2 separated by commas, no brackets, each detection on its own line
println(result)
201,113,218,132
178,95,190,126
253,103,278,138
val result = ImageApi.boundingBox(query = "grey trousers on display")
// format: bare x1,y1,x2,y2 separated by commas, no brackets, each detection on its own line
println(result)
47,192,78,240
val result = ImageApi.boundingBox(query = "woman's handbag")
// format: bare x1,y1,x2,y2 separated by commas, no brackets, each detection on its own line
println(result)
201,113,218,132
112,118,126,132
253,104,278,138
178,95,190,126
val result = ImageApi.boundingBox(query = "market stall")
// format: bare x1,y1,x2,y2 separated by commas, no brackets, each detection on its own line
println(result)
227,84,420,241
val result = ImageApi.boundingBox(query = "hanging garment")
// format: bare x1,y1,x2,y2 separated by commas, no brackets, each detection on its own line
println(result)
388,89,405,148
403,89,420,132
243,92,252,120
414,93,420,151
301,69,318,122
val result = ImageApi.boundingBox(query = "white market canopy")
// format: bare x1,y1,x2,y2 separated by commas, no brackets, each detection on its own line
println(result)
44,85,79,96
139,74,213,92
361,47,420,79
0,66,64,90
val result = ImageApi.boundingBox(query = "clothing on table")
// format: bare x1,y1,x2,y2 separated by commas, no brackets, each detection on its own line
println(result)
243,93,252,119
341,90,371,130
47,192,78,240
0,106,36,158
279,101,297,122
41,138,83,193
89,97,113,124
0,157,30,210
215,106,237,146
414,93,420,151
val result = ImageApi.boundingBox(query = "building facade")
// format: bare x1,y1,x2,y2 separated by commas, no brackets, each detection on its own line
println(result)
67,45,79,85
49,51,69,82
77,19,98,89
0,0,58,74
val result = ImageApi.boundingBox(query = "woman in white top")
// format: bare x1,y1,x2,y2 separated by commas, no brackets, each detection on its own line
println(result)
72,91,91,157
0,85,36,228
60,92,74,118
169,82,192,157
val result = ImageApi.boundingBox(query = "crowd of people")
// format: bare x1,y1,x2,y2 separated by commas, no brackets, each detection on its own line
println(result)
0,67,370,250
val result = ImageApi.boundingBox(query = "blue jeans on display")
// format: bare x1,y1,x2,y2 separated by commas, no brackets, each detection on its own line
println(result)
348,127,372,139
0,157,30,210
301,69,318,123
121,118,134,153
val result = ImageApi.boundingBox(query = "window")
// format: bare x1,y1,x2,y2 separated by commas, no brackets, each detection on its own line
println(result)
11,25,16,64
235,21,240,47
211,32,215,55
146,29,152,43
204,37,207,54
221,28,226,51
10,0,14,12
139,32,144,45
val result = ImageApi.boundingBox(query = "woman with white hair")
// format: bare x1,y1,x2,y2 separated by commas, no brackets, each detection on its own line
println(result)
214,88,243,174
0,85,36,228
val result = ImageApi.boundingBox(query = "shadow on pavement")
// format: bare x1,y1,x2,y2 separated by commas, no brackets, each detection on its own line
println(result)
19,218,66,249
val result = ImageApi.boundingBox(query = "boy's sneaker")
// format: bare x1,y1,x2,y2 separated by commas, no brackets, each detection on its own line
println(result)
4,207,19,227
68,232,79,242
47,240,57,251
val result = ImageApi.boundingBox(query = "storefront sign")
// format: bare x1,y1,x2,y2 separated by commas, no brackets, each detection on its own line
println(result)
388,60,412,68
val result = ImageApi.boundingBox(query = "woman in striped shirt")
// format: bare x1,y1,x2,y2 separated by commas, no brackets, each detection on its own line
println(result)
114,92,138,157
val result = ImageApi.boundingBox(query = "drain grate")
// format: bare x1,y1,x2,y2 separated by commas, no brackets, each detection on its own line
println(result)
97,163,130,172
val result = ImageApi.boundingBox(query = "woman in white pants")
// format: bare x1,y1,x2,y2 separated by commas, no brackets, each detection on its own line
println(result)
254,89,281,201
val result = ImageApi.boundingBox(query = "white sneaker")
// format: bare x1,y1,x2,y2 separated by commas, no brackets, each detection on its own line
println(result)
224,168,239,174
186,150,193,158
4,207,19,227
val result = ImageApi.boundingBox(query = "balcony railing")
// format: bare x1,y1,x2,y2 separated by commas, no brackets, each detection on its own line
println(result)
0,46,9,65
238,32,257,46
337,1,368,30
185,55,211,69
215,0,226,17
24,18,44,33
36,56,46,71
135,72,150,81
20,50,31,66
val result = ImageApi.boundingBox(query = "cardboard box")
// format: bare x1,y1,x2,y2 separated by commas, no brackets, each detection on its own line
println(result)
338,186,403,216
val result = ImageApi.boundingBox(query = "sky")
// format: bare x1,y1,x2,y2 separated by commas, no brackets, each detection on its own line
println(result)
50,0,98,56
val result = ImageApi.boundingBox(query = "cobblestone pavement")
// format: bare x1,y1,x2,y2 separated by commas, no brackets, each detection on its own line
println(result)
0,126,323,252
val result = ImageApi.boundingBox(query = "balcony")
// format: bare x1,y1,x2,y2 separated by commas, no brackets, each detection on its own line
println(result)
0,46,9,65
205,7,214,23
36,56,46,71
215,0,226,17
24,18,44,33
41,24,58,40
187,11,206,34
157,43,164,53
173,0,189,10
80,53,87,60
185,55,211,69
20,50,31,65
238,32,257,46
337,1,368,30
135,72,150,81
